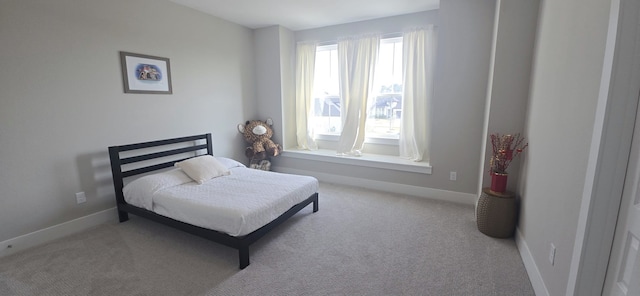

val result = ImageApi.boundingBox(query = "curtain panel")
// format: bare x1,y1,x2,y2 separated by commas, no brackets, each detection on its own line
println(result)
399,26,437,162
295,41,318,150
336,34,381,156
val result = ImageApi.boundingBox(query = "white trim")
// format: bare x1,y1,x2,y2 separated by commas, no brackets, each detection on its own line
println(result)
363,136,399,146
478,0,501,196
314,134,340,141
566,16,616,295
0,207,118,258
282,149,432,174
314,133,400,146
516,228,550,296
274,167,474,205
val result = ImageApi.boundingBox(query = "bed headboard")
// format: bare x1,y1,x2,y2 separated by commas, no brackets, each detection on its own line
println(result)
108,133,213,206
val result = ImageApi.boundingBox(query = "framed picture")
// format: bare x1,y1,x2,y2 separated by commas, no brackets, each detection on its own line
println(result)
119,51,172,94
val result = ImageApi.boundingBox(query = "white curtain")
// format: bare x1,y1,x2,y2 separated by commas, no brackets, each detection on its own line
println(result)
399,26,437,162
295,41,318,150
336,34,380,156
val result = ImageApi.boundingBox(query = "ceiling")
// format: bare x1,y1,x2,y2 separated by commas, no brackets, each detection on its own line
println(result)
169,0,439,31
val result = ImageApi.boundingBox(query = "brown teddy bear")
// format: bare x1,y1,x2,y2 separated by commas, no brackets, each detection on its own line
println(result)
237,118,282,160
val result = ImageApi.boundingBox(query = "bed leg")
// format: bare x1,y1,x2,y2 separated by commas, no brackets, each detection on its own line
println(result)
313,196,319,213
239,247,250,269
118,210,129,222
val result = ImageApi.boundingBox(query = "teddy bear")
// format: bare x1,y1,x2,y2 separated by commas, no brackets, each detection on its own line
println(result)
237,118,282,160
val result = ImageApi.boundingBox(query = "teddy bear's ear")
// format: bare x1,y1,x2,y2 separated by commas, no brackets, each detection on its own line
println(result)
237,124,245,134
266,118,273,126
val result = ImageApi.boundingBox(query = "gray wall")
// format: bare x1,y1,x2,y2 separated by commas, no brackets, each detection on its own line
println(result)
279,27,297,150
480,0,539,193
0,0,255,242
294,11,438,42
430,0,495,194
252,25,296,155
520,0,612,294
270,2,496,195
252,26,282,148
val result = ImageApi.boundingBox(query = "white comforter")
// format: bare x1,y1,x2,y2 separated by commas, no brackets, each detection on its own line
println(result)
123,158,318,236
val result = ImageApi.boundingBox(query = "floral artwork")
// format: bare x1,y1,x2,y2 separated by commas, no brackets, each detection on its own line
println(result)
120,51,172,94
136,64,162,81
489,133,528,174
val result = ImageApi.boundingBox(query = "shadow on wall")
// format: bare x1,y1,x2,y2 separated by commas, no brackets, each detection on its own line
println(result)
75,151,116,203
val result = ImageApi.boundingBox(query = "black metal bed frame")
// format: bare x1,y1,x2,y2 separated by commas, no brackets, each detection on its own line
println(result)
108,133,318,269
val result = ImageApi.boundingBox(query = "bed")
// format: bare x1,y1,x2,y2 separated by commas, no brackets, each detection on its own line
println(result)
108,133,319,269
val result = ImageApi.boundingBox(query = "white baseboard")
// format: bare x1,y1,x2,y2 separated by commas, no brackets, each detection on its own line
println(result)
515,227,549,296
274,167,477,205
0,207,118,258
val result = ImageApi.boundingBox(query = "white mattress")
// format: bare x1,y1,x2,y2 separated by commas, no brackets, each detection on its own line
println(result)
123,158,318,236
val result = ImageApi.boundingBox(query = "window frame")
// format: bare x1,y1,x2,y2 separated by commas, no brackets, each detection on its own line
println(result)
310,37,405,146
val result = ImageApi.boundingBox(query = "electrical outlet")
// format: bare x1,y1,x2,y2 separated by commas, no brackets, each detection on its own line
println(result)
450,171,457,181
549,243,556,266
75,192,87,204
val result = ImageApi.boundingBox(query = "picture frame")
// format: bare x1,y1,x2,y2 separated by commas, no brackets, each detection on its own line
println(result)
119,51,172,94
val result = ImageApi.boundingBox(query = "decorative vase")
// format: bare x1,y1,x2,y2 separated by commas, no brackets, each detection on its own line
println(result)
490,172,508,193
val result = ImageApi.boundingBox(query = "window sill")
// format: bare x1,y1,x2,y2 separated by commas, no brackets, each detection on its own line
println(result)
315,134,399,146
281,149,432,174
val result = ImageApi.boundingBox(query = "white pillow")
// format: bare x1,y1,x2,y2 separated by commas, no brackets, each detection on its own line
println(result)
123,169,192,210
175,155,230,184
215,156,246,169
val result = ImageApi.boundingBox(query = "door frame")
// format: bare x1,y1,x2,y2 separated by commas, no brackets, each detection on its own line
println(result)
567,0,640,295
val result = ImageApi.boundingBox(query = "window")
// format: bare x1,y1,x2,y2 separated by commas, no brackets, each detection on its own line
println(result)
310,44,341,136
309,38,404,141
367,37,403,140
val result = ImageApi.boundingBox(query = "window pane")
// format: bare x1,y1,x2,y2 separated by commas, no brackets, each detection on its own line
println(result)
367,37,403,139
311,45,341,135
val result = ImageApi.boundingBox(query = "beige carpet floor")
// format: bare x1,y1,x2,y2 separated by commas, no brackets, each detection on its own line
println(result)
0,182,534,296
